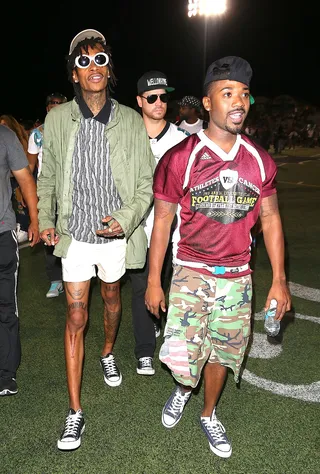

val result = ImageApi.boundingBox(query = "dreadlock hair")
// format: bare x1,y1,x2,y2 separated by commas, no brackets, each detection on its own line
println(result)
66,37,117,103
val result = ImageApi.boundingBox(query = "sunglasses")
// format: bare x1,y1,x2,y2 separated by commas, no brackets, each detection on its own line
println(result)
140,93,169,104
48,100,63,105
75,52,109,69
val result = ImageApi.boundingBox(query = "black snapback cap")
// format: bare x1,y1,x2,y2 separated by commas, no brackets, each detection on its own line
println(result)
204,56,253,90
137,71,175,95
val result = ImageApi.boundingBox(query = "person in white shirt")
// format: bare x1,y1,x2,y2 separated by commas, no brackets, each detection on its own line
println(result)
128,70,189,376
28,92,67,298
177,95,207,134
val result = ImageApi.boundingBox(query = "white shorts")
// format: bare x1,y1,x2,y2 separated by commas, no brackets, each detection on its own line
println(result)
62,238,127,283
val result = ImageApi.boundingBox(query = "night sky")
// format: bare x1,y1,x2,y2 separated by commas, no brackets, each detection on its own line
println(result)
2,1,316,122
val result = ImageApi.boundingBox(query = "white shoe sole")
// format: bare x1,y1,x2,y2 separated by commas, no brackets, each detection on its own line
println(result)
136,368,155,375
46,291,64,298
0,389,18,396
209,442,232,458
57,425,85,451
103,372,122,387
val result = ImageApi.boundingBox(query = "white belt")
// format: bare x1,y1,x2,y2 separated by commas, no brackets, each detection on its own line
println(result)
174,258,249,275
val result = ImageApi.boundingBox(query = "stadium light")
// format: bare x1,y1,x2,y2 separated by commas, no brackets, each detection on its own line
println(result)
188,0,227,17
187,0,227,79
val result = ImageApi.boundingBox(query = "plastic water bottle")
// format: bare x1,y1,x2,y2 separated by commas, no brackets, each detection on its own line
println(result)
264,299,280,337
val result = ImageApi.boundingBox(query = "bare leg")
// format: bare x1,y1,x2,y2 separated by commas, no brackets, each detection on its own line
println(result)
100,280,121,356
64,280,91,411
202,362,227,417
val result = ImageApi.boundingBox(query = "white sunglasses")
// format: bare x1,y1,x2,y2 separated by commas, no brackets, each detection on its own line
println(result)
75,52,109,69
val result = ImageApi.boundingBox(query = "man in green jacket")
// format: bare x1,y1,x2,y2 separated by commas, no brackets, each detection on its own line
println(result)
37,29,154,451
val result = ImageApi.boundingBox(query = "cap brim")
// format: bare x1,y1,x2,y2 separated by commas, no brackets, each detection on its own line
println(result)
69,29,106,55
166,87,175,93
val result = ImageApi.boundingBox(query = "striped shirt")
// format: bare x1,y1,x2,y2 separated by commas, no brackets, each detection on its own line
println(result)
69,105,122,244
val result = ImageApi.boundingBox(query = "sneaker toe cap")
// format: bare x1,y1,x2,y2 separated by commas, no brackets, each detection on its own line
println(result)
216,442,231,453
162,412,177,427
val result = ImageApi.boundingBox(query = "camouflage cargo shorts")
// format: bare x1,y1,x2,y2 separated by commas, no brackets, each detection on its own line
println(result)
159,265,252,388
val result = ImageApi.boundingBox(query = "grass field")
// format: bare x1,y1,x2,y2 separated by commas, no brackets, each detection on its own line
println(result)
1,158,319,474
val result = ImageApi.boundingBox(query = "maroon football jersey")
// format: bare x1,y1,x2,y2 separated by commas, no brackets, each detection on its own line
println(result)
153,130,277,277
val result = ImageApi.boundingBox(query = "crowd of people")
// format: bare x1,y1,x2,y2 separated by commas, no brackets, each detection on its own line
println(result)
243,109,320,153
0,28,291,459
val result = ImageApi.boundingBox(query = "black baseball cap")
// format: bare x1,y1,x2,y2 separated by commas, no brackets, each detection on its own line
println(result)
204,56,253,90
137,71,175,95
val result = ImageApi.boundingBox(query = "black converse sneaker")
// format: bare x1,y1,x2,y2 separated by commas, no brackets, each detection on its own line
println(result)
57,408,85,451
162,385,192,428
100,353,122,387
200,411,232,458
137,357,155,375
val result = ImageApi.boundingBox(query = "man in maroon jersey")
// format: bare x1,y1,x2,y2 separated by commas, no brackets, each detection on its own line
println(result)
145,56,291,458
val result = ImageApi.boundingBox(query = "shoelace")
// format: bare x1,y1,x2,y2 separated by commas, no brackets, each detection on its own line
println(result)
202,418,227,444
101,356,119,377
63,411,82,438
140,357,152,367
167,390,190,417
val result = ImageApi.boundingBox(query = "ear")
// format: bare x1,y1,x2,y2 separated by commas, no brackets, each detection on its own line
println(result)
136,96,143,108
202,96,211,111
72,72,79,84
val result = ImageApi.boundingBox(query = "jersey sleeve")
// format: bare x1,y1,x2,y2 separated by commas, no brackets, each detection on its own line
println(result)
153,148,184,203
261,151,278,198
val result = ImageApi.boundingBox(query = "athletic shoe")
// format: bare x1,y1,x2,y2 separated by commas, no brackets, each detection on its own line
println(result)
100,353,122,387
0,377,18,396
137,357,155,375
200,412,232,458
162,385,192,428
154,322,161,338
46,281,64,298
57,408,85,451
16,223,28,243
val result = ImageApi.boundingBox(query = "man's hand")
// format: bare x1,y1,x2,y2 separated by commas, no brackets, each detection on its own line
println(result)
40,228,60,246
96,216,124,238
145,285,166,319
28,219,40,247
265,280,291,320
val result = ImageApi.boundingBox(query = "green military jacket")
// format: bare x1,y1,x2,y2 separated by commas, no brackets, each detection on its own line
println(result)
37,98,155,269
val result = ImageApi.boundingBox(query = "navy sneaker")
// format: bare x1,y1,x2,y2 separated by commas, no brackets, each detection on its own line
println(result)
200,412,232,458
162,385,192,428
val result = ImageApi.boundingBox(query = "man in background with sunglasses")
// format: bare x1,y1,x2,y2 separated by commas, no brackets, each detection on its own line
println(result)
37,29,154,451
27,92,67,299
127,71,189,377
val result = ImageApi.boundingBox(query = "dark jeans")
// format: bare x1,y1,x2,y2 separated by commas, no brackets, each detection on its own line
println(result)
128,245,173,359
0,231,21,378
44,244,62,282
